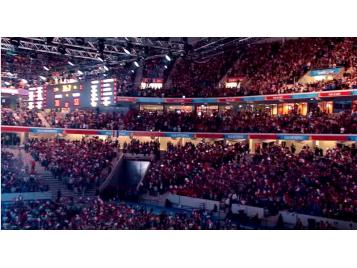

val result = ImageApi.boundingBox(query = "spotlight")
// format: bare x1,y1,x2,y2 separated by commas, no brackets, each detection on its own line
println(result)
43,66,50,71
39,76,47,81
134,61,139,67
68,61,75,66
131,70,135,73
164,65,168,69
77,70,83,75
123,48,131,55
165,54,171,61
104,65,109,71
97,56,104,62
10,38,20,47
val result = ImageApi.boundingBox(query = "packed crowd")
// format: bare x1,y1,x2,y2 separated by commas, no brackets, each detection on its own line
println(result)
5,107,356,134
25,138,118,193
142,58,166,79
44,109,124,129
118,38,357,97
122,139,160,156
1,150,49,193
1,197,227,230
121,50,238,97
122,108,357,134
1,107,44,127
227,37,357,96
140,142,356,221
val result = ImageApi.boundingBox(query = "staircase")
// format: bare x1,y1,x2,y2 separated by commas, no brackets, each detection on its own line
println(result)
218,49,246,87
163,57,182,89
4,147,97,199
134,65,144,89
41,170,96,198
37,111,51,127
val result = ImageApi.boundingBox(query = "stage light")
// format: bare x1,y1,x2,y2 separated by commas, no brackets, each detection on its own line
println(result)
134,61,139,67
43,66,49,71
39,76,47,81
10,38,20,47
164,65,168,69
165,54,171,61
68,61,75,66
123,48,131,55
131,70,135,73
103,65,109,71
97,57,104,62
77,70,83,75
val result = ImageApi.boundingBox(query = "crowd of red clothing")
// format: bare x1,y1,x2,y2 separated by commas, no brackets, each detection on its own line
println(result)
119,38,357,97
1,150,49,193
25,138,118,193
227,38,357,96
17,107,356,134
140,141,356,221
44,109,124,130
1,197,227,230
1,107,44,127
122,108,357,134
120,50,237,97
142,58,166,79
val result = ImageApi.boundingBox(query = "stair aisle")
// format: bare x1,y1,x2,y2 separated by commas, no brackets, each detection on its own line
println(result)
40,170,97,198
3,147,97,199
37,111,51,127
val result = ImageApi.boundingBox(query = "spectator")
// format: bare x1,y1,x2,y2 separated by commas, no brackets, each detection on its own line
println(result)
1,150,48,193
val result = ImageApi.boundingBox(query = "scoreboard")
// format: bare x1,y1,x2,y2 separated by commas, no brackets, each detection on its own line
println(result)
88,79,117,107
42,79,117,109
46,82,84,109
28,86,45,109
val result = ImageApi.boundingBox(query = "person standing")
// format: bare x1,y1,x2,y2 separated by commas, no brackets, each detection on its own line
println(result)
31,160,36,174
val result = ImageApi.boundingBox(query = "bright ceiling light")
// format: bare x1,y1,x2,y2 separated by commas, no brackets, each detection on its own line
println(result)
104,65,109,71
43,66,49,71
68,61,74,66
134,61,139,67
123,48,130,55
77,70,83,75
165,55,171,61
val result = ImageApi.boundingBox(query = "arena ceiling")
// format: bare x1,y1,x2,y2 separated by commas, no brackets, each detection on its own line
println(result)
1,37,267,84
